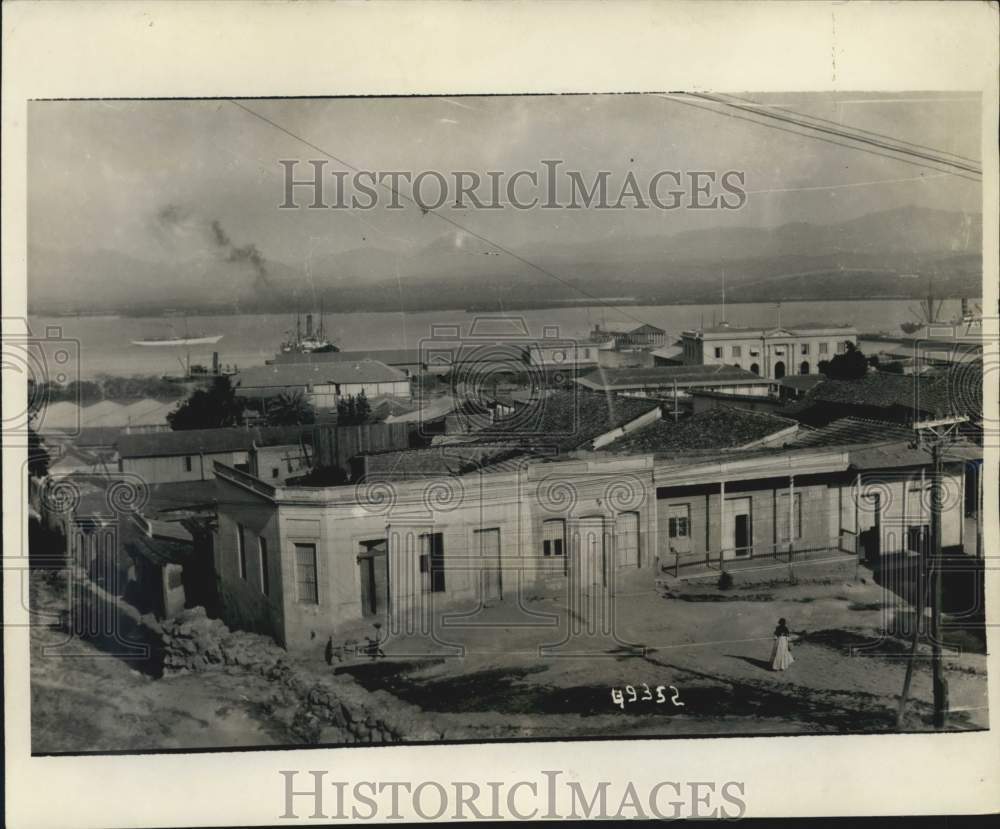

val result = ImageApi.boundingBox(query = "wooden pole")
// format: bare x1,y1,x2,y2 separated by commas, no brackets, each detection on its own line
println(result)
788,474,795,561
930,442,949,728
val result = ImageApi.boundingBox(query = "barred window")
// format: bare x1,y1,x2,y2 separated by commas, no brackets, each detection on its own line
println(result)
294,543,319,604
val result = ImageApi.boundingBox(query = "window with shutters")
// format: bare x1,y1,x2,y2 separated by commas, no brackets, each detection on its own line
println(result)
294,542,319,604
667,504,690,538
542,519,565,557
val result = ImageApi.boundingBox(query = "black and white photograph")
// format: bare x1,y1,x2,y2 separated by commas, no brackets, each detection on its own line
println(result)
3,1,998,825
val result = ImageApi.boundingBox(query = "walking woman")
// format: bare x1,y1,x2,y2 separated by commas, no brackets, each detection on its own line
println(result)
770,618,795,671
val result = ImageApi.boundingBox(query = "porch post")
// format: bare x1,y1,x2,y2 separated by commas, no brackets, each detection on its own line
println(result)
854,472,861,558
385,522,392,619
719,478,726,567
977,461,984,559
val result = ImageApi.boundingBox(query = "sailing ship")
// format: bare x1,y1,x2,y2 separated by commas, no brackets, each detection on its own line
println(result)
131,333,223,346
130,318,223,347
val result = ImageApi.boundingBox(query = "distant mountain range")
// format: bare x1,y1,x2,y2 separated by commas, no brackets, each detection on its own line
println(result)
29,206,983,316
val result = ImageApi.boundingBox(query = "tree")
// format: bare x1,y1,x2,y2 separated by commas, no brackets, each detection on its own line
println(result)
336,390,372,425
167,376,243,430
820,342,869,380
265,390,315,426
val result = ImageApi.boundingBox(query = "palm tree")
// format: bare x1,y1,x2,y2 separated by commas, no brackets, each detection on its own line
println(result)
265,390,315,426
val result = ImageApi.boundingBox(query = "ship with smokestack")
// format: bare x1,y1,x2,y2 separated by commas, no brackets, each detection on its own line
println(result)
279,308,338,355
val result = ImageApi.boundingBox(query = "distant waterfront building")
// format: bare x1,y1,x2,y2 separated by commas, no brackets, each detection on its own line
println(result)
589,322,666,350
679,324,858,379
525,339,607,372
233,360,411,409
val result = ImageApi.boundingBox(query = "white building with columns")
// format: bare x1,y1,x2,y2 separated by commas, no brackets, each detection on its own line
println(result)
680,324,858,380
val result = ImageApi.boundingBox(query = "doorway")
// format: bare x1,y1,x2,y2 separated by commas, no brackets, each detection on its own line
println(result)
475,528,502,602
860,493,881,563
358,539,388,617
578,516,606,588
725,497,753,558
774,360,786,379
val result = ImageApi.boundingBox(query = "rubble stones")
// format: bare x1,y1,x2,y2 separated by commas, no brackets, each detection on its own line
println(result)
153,606,414,745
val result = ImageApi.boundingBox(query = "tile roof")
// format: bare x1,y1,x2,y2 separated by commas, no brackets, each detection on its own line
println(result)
576,364,768,391
777,375,828,392
465,389,662,452
361,444,534,480
117,426,313,459
805,370,982,420
235,360,409,389
605,406,798,455
788,418,914,448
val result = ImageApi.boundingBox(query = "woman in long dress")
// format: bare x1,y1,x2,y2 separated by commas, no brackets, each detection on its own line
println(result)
770,618,795,671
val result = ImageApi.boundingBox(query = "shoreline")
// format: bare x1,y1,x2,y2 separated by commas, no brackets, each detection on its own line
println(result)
29,294,982,320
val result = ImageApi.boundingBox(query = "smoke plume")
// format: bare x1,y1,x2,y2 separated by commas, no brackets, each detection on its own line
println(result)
154,204,272,292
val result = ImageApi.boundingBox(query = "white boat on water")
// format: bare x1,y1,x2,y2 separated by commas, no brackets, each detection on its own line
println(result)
131,334,224,347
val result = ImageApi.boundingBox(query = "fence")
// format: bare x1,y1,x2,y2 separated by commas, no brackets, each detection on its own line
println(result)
668,535,858,577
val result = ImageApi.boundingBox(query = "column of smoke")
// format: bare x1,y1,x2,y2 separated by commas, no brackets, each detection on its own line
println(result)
155,204,272,293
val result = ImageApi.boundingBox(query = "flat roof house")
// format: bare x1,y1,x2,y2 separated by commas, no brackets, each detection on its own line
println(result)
118,426,313,485
209,401,980,649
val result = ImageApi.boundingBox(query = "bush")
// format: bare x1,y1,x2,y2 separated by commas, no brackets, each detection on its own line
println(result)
717,571,734,591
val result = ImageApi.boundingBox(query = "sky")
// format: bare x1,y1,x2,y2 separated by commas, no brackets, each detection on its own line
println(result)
28,92,983,276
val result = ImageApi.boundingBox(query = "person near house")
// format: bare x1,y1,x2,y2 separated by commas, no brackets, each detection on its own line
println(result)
770,618,795,671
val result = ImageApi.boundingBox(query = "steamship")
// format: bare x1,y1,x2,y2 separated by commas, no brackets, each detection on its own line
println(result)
279,311,338,355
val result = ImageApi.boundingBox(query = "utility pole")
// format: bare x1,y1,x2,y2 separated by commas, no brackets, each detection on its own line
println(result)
897,415,966,729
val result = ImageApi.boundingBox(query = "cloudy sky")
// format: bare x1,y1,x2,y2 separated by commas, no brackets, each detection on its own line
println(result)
28,92,982,274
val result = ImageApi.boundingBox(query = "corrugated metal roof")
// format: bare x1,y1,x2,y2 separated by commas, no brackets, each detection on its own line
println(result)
235,360,408,389
576,364,768,391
